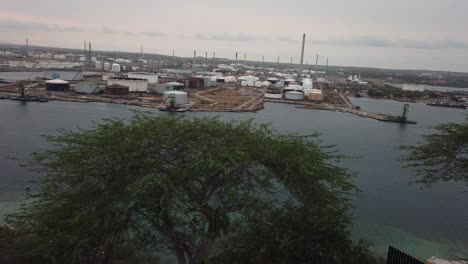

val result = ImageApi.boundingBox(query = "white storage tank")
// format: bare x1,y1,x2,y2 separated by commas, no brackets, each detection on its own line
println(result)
255,81,263,87
163,91,188,107
95,62,103,70
104,62,111,71
262,81,271,87
241,81,248,87
284,91,304,101
111,63,121,72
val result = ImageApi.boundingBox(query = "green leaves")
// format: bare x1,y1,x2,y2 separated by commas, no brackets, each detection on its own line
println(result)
402,115,468,185
5,113,361,264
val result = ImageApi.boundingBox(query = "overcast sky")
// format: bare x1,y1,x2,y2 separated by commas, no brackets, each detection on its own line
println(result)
1,0,467,72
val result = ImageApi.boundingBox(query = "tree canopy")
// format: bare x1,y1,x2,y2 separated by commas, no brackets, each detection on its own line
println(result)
1,113,373,264
402,115,468,185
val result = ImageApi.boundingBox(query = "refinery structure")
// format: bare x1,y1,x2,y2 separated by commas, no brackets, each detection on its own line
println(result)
0,35,466,119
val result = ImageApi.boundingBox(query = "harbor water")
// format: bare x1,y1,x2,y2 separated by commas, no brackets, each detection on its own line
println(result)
0,98,467,259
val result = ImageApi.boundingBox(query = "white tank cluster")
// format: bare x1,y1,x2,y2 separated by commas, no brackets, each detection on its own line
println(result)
239,75,259,87
163,91,188,107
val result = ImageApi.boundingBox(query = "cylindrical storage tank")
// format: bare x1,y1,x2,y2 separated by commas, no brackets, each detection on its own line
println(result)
262,81,271,87
45,79,70,91
95,62,103,70
241,81,248,86
284,91,304,101
163,91,188,107
74,82,98,94
104,62,111,70
303,82,313,89
247,80,254,87
111,63,121,72
255,81,262,87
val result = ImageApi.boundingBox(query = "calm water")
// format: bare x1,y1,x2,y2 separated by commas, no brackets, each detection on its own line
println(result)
0,98,467,259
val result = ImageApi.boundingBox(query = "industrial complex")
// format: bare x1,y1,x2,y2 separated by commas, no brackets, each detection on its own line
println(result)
0,35,466,119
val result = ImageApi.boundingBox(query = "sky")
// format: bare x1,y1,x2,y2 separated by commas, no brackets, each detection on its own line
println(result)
1,0,468,72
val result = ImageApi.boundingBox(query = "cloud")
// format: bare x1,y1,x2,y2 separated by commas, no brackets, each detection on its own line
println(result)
0,19,85,32
121,30,136,36
194,32,257,42
101,27,113,34
142,31,167,37
278,37,297,43
321,36,396,47
400,39,468,50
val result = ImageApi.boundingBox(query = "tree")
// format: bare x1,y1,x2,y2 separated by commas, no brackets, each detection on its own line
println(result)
4,113,372,264
402,115,468,185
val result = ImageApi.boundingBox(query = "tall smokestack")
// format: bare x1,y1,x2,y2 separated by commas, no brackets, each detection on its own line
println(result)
193,50,196,67
235,52,238,62
88,42,92,65
298,33,306,78
315,54,319,72
244,53,246,65
25,38,29,57
326,58,329,74
205,51,208,64
84,40,87,60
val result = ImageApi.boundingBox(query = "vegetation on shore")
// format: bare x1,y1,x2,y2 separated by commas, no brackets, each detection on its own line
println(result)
0,114,376,264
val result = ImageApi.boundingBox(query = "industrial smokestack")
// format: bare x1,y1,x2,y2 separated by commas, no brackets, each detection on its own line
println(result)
315,54,319,72
84,40,87,60
326,58,329,74
89,42,92,63
244,53,246,65
193,50,196,68
205,51,208,64
298,33,306,78
25,39,29,57
235,52,238,62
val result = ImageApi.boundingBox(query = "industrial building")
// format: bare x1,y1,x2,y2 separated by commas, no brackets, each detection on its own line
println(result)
45,79,70,91
107,77,148,92
104,84,129,96
43,69,83,81
128,72,159,84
